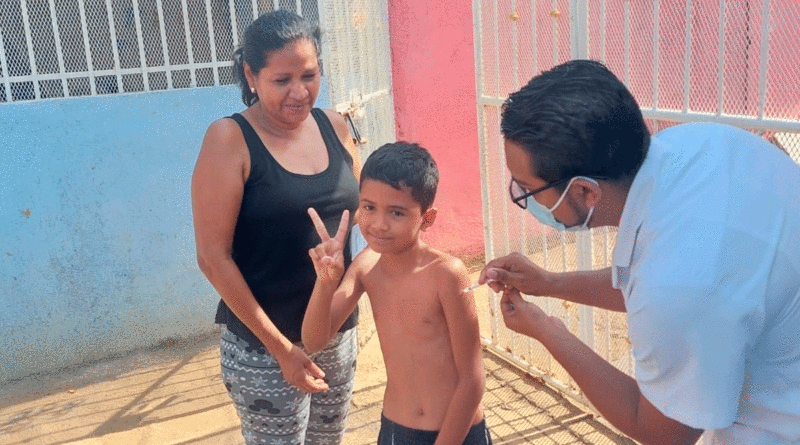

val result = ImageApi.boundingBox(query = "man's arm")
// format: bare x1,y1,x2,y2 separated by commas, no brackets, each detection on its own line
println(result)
547,267,625,312
434,258,486,445
501,289,703,445
481,252,626,312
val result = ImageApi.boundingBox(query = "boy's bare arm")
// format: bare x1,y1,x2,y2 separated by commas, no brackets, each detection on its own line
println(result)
302,208,365,353
434,258,486,445
302,256,365,353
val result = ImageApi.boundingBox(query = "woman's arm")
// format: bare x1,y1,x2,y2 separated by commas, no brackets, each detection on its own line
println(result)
191,119,327,393
435,258,486,445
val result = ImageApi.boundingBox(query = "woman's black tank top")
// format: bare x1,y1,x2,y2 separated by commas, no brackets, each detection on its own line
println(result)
214,108,359,345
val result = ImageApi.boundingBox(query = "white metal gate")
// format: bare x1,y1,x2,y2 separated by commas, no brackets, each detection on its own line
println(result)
316,0,395,348
318,0,395,163
473,0,800,414
0,0,397,156
0,0,396,181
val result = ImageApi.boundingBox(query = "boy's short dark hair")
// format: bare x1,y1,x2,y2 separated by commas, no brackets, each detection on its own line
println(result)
501,59,650,188
360,142,439,212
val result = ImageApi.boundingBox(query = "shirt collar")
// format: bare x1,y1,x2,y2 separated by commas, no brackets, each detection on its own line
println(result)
612,137,662,273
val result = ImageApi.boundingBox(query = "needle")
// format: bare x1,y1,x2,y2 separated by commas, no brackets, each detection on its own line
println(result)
462,280,497,293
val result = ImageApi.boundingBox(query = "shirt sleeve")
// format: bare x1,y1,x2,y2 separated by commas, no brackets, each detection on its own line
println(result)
625,217,767,430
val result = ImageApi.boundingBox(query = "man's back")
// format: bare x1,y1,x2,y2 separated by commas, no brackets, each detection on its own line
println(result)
618,122,800,443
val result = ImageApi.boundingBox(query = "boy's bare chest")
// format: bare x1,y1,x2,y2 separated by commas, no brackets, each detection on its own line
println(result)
362,271,447,339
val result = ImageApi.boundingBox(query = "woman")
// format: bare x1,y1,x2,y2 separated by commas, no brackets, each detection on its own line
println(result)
191,10,361,445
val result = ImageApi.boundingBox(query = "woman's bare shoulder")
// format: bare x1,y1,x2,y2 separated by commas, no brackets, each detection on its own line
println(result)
195,116,250,181
320,109,354,143
203,117,245,147
321,108,348,127
319,108,361,177
199,117,249,161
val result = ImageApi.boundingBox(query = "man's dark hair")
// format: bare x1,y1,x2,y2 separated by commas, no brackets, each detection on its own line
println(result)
501,59,650,187
360,142,439,212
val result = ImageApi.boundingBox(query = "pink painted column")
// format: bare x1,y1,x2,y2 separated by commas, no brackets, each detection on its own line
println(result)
387,0,485,261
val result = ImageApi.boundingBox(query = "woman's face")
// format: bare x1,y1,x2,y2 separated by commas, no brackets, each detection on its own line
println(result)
245,38,320,128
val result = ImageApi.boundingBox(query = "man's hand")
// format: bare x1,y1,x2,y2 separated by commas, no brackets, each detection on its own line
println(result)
480,252,553,296
500,287,555,340
307,208,349,283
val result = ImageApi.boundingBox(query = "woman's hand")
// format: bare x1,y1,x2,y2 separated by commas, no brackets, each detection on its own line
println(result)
480,252,553,296
275,344,330,393
307,208,349,283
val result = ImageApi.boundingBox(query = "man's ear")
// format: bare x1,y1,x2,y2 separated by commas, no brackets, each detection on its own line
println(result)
571,178,602,209
420,207,438,231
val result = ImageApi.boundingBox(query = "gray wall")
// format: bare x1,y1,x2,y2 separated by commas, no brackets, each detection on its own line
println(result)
1,82,330,382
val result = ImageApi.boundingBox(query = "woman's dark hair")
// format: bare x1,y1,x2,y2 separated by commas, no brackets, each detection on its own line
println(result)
501,59,650,187
360,142,439,212
232,10,321,106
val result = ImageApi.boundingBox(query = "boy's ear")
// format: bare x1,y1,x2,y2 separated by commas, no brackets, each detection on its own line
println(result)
420,207,437,232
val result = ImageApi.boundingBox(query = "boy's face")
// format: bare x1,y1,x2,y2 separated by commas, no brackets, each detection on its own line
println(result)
356,179,436,254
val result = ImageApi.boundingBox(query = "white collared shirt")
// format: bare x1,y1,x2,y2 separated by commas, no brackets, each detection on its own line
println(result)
612,123,800,444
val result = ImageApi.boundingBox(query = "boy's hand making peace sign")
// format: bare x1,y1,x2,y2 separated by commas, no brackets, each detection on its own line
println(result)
307,208,350,283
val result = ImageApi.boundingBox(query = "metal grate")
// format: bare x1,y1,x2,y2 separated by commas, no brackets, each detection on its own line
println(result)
318,0,395,162
0,0,324,102
473,0,800,418
0,0,397,165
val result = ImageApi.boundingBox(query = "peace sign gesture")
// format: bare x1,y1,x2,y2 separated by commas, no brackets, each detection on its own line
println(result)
307,208,350,283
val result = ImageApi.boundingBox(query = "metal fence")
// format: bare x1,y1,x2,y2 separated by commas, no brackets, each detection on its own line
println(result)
0,0,396,153
317,0,395,165
2,0,245,101
473,0,800,417
0,0,395,176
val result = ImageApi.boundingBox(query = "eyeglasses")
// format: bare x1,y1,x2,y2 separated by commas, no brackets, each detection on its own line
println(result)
509,175,610,209
508,177,571,209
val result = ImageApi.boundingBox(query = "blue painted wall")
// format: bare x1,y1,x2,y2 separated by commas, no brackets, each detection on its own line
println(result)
0,82,330,383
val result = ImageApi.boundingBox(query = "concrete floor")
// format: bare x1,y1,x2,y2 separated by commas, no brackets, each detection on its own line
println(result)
1,263,639,445
1,324,636,445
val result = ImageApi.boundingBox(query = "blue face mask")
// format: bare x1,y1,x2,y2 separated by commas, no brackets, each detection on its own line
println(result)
525,177,597,231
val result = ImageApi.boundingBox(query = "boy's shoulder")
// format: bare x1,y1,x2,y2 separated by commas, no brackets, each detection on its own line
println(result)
427,248,466,271
423,247,470,285
350,246,380,270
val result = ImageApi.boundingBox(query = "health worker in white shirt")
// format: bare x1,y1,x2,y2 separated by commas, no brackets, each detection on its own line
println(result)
479,59,800,445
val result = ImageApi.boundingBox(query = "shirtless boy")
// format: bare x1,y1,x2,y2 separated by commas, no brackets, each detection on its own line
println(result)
303,142,491,445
